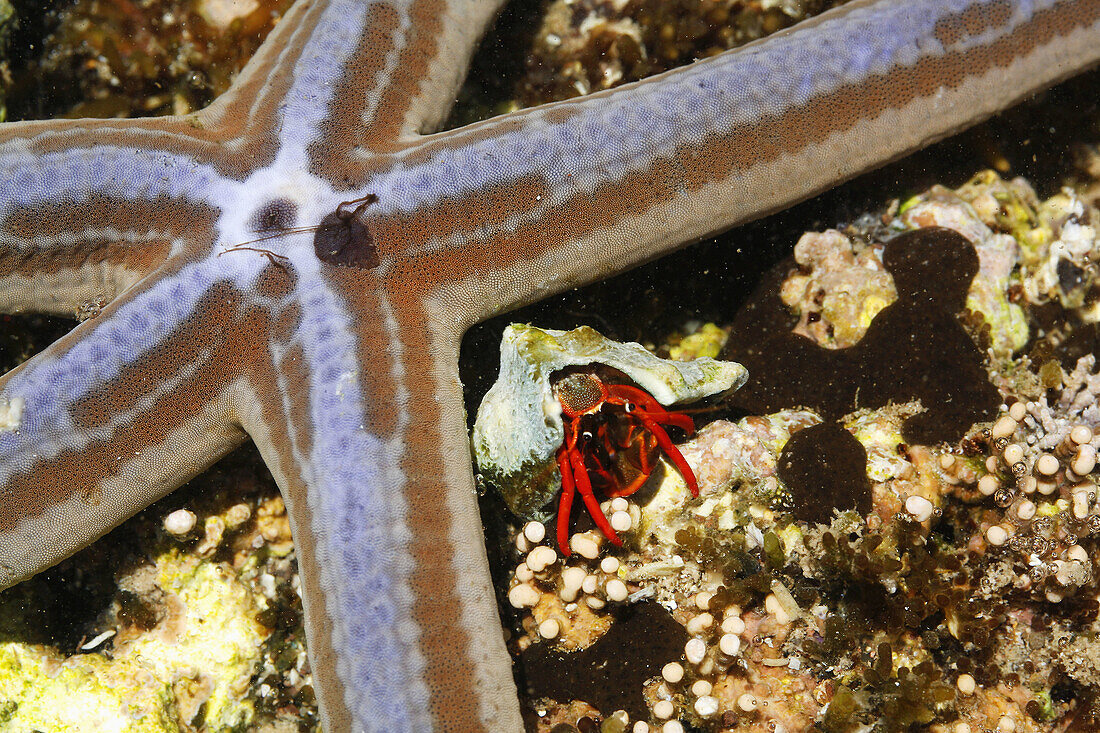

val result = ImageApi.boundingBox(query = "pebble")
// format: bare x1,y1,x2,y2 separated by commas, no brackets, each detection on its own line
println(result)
991,415,1017,439
561,566,586,601
719,633,741,656
685,638,707,665
515,563,534,583
523,521,546,544
986,525,1008,546
904,495,934,522
691,680,712,697
694,590,714,610
1036,453,1060,476
736,692,759,712
527,546,557,572
605,579,629,602
225,503,251,527
1073,488,1091,517
538,619,560,639
600,556,620,574
693,695,719,717
1074,445,1097,475
562,566,587,591
1071,424,1094,445
610,510,632,532
977,475,999,496
582,574,599,595
686,613,714,635
764,593,791,625
721,614,746,635
662,662,684,684
956,673,976,695
163,508,197,535
570,533,601,559
653,700,674,719
1002,443,1024,465
508,583,540,609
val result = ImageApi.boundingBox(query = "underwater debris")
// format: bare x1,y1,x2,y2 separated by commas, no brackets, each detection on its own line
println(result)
473,324,746,520
8,0,294,120
514,0,845,106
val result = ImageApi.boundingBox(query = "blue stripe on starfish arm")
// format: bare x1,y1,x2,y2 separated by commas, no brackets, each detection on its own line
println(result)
0,0,1098,731
377,0,1100,324
0,143,224,314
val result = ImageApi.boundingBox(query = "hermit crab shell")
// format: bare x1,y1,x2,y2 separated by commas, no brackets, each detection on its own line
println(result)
472,324,748,519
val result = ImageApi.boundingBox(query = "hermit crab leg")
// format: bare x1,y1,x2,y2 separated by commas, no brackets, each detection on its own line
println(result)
555,446,578,552
568,446,623,550
609,384,696,434
605,419,658,498
635,415,700,497
645,411,695,434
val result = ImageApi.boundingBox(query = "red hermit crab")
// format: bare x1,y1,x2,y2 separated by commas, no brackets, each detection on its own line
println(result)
552,369,699,554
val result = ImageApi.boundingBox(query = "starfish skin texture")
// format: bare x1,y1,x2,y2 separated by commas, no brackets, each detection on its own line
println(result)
0,1,1098,730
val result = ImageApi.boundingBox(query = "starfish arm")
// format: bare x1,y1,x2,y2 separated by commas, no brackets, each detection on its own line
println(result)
379,0,1100,321
0,141,225,314
250,0,511,188
0,266,252,589
238,272,520,732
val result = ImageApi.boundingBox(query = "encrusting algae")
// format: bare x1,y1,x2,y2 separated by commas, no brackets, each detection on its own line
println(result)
0,457,312,732
482,169,1100,733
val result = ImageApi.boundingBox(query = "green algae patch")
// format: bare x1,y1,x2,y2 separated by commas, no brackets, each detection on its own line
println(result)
0,643,178,733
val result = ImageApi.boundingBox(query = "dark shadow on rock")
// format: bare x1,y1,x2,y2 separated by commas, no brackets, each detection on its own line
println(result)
777,422,872,524
520,602,688,719
722,227,1000,445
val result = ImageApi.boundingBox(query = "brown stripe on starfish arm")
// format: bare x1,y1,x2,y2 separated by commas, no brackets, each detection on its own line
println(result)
387,297,522,731
3,115,263,182
0,283,266,587
391,0,1100,322
238,266,522,731
233,350,356,733
0,195,218,315
306,0,510,188
193,0,330,173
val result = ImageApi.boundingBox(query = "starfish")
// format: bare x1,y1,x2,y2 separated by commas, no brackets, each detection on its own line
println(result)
0,0,1097,730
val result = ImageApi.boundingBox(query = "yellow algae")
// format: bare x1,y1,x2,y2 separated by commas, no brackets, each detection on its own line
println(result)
0,546,268,732
668,322,729,361
0,643,178,733
116,550,265,730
